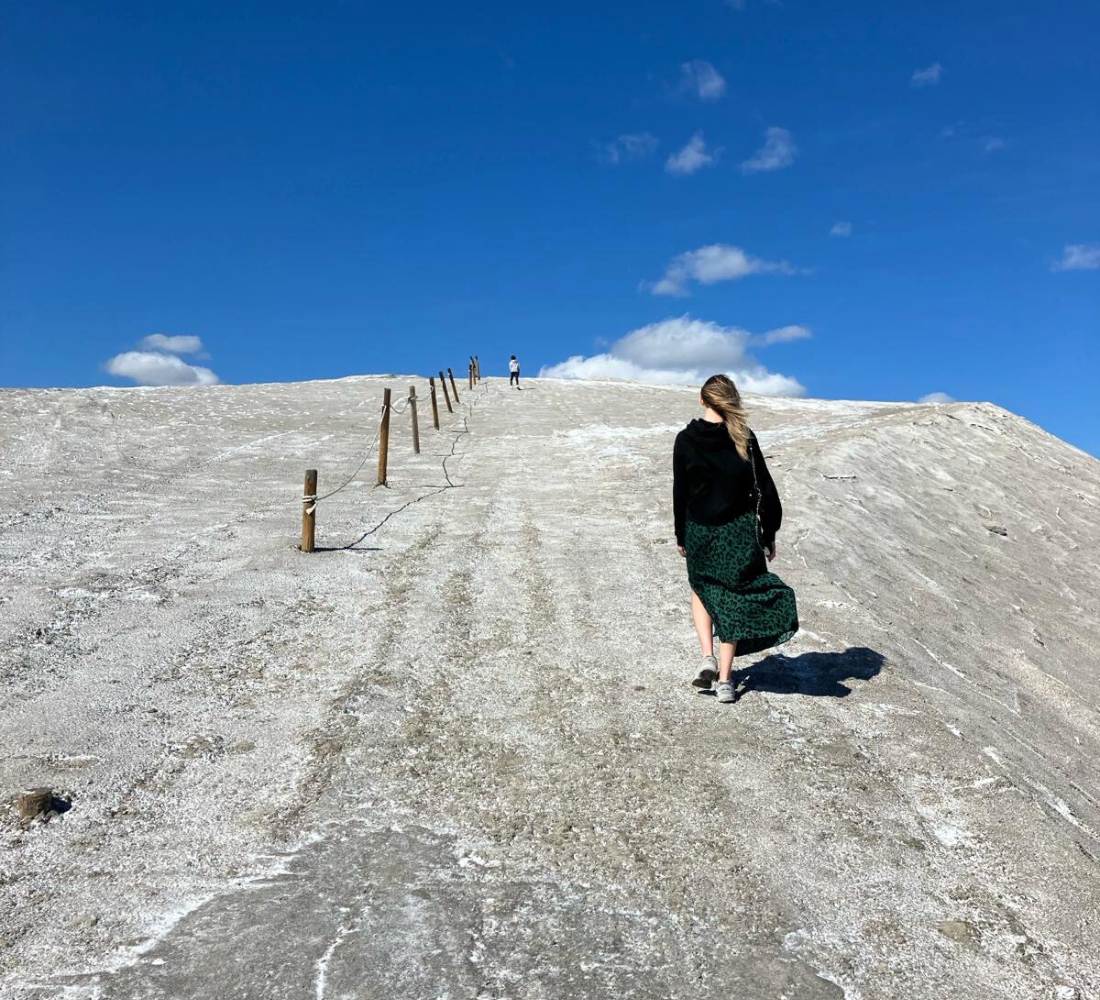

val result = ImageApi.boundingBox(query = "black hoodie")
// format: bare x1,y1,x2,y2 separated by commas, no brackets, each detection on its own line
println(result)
672,419,782,548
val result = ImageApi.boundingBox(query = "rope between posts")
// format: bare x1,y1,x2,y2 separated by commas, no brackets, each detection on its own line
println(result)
337,386,488,549
307,401,385,506
300,371,490,550
303,392,417,509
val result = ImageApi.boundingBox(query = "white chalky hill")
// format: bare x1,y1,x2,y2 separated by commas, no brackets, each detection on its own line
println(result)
1,375,1098,999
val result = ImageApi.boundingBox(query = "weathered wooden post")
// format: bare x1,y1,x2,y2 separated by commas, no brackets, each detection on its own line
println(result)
439,370,453,413
409,384,420,454
429,376,441,428
475,355,481,382
301,469,317,553
15,787,55,823
448,367,460,403
377,388,392,485
468,362,473,391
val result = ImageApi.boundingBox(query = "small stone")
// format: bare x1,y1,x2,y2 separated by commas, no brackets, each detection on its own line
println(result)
985,524,1008,537
937,919,979,945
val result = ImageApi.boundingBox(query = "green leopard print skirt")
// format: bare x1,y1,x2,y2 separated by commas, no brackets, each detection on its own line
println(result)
685,513,799,655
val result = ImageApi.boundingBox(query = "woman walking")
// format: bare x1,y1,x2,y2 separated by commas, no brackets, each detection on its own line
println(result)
673,374,799,704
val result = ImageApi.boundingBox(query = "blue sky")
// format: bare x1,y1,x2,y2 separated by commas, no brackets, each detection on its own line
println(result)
2,1,1098,452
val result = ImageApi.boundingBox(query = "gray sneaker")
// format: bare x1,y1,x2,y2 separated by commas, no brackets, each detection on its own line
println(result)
692,655,718,690
715,679,736,704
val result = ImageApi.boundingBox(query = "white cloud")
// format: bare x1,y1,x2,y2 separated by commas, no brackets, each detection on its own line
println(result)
539,316,806,396
753,324,812,346
599,132,659,164
105,351,221,387
679,60,726,101
919,392,954,404
983,136,1006,153
911,63,943,88
1052,244,1100,272
139,333,207,356
105,332,220,385
650,243,800,296
741,126,797,174
830,221,852,237
665,132,719,176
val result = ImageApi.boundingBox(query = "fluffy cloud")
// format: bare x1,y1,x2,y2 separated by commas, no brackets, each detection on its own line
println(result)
665,132,719,176
753,324,812,346
104,333,220,386
741,126,797,174
679,60,726,101
830,221,852,237
105,351,220,387
599,132,659,164
1051,244,1100,272
139,333,207,356
539,316,807,396
650,243,800,296
911,63,943,87
918,392,954,404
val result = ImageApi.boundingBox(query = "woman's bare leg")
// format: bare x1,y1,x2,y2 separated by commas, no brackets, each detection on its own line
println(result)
717,640,737,681
691,592,714,657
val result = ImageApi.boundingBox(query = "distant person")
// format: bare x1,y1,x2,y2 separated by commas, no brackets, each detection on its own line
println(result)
673,374,799,704
509,354,520,387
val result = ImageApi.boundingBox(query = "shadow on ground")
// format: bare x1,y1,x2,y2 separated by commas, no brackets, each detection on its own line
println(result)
313,545,383,553
726,646,885,699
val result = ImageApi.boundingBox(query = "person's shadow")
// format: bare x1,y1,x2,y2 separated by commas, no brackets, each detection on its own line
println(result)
718,646,885,700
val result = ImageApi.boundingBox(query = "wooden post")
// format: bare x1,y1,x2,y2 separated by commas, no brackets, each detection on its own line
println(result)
475,355,481,382
301,469,317,553
16,787,55,823
409,384,420,454
468,362,473,391
429,377,441,428
377,388,392,485
448,367,460,403
439,370,453,412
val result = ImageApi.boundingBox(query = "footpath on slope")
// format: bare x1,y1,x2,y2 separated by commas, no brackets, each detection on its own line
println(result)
2,377,1099,1000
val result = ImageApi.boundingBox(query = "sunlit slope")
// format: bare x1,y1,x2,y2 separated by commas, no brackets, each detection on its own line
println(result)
1,376,1097,1000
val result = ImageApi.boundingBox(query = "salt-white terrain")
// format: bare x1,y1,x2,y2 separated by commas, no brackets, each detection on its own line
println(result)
1,374,1098,999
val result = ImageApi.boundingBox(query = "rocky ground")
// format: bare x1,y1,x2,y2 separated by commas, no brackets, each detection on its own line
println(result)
1,374,1098,999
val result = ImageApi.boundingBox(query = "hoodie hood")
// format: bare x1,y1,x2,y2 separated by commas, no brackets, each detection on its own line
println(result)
683,418,734,450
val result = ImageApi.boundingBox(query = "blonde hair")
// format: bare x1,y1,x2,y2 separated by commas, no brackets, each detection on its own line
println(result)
700,374,750,460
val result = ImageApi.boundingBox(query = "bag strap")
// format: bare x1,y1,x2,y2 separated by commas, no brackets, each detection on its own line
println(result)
748,434,764,546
